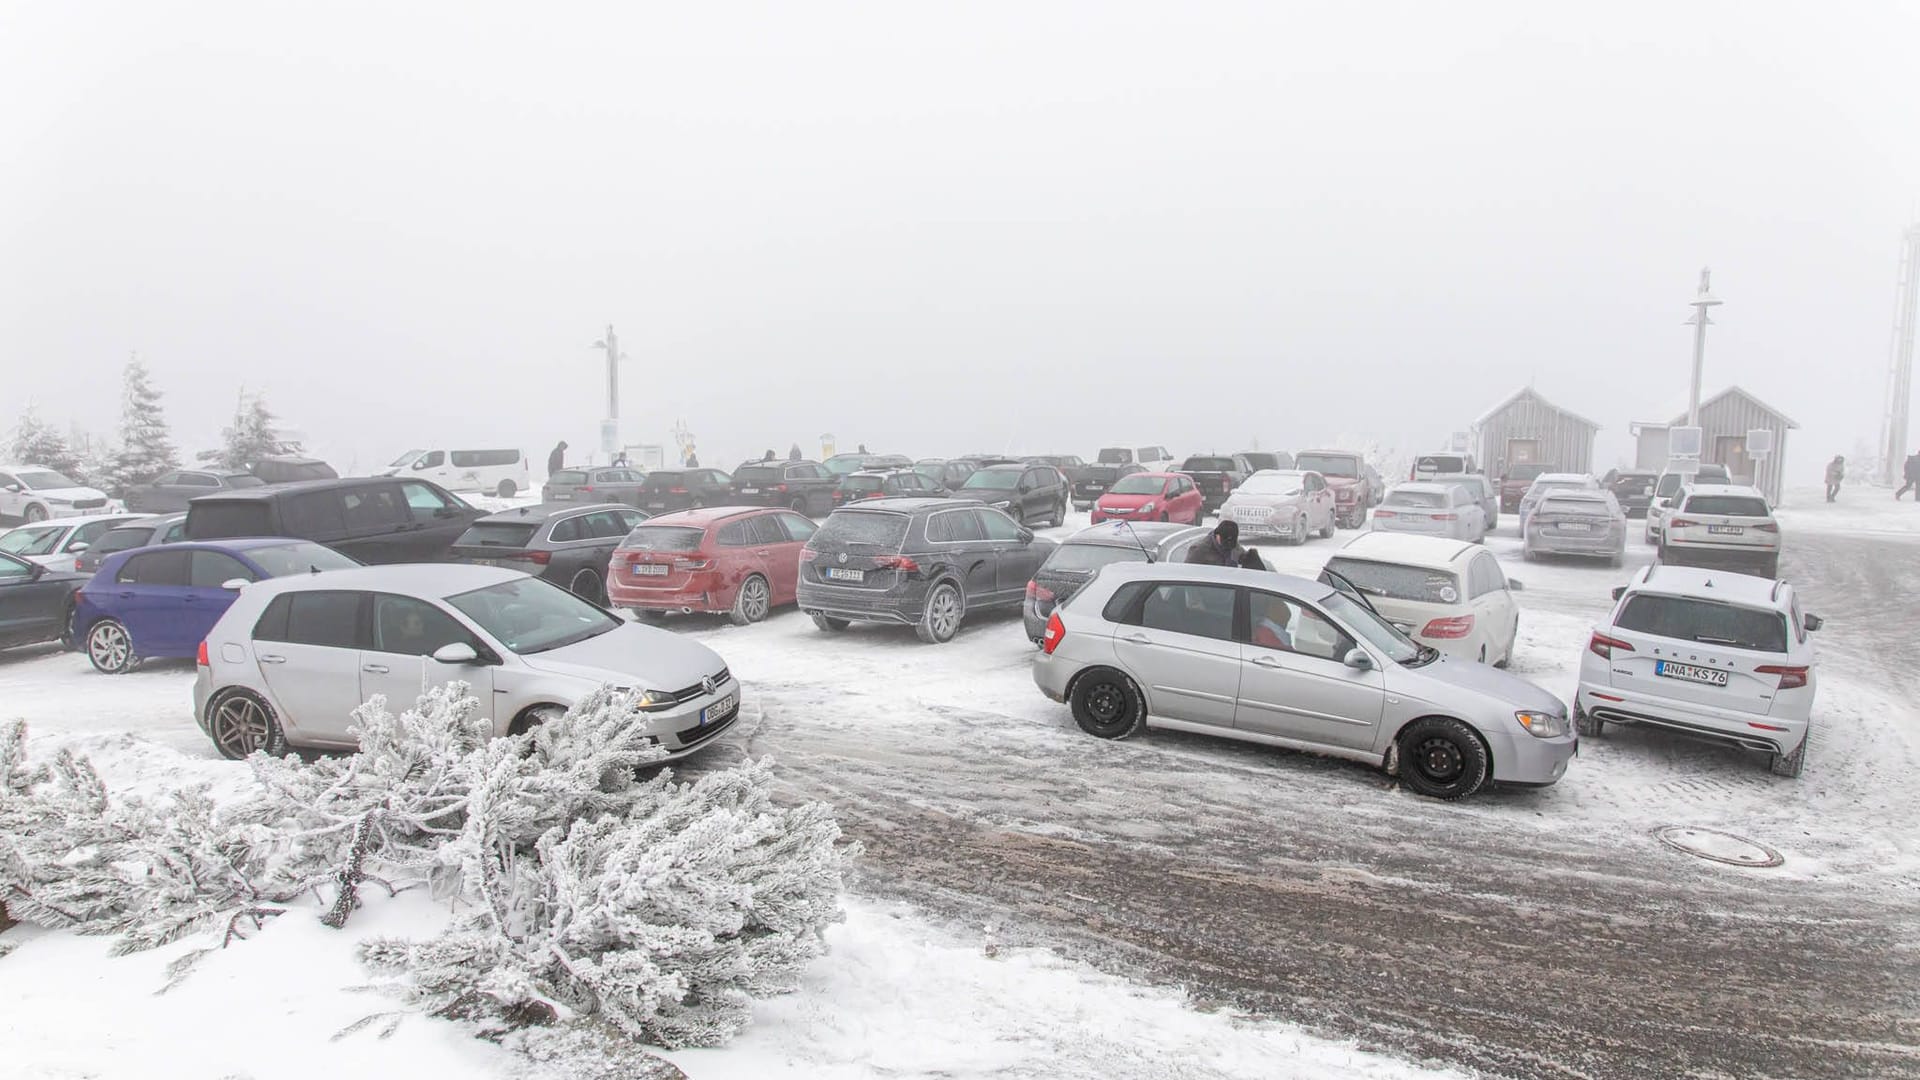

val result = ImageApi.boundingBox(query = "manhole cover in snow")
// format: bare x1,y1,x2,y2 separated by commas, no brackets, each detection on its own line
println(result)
1653,826,1783,868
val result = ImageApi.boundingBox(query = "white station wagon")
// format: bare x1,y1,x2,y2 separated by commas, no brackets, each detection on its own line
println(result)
1321,532,1522,667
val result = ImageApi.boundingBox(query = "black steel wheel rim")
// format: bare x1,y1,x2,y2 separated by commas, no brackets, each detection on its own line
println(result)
1086,681,1125,724
1415,736,1464,781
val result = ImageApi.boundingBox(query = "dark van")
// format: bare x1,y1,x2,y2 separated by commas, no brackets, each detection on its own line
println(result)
184,478,483,564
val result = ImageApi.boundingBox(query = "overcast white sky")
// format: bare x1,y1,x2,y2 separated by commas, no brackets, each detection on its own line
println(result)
4,1,1917,480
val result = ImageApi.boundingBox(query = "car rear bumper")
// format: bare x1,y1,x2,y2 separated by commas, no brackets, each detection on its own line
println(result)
608,576,732,613
1031,649,1074,701
1577,681,1806,755
1526,531,1623,556
797,580,924,624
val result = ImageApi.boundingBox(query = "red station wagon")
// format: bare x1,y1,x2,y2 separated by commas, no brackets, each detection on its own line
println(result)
1090,472,1204,525
606,507,818,625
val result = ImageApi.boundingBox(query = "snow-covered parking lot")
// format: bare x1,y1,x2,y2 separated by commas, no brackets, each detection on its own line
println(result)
5,491,1918,1079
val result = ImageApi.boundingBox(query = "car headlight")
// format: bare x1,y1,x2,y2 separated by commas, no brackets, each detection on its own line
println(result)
632,688,678,712
46,496,73,505
1516,710,1568,738
1139,502,1155,513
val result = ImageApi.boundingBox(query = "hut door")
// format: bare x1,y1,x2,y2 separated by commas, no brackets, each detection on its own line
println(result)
1716,435,1754,485
1506,439,1541,467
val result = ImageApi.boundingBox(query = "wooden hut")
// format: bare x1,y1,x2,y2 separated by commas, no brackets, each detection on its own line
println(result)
1472,387,1599,478
1668,386,1797,504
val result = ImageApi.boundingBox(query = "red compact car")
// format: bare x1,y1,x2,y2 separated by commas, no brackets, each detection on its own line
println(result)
606,507,818,625
1090,472,1204,524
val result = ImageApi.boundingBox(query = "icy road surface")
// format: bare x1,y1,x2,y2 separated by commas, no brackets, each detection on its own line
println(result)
2,491,1916,1079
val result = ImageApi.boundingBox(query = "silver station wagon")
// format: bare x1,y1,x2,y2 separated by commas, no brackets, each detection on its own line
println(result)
1031,562,1576,799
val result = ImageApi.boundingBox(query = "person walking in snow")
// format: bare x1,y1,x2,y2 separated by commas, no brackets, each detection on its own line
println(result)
1824,455,1845,503
1899,453,1920,501
1184,520,1250,567
547,440,568,476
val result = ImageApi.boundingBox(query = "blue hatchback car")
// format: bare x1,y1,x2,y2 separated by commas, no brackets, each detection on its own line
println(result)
73,538,359,673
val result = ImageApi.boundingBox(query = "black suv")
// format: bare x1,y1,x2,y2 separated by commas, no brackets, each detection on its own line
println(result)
1240,451,1294,472
731,460,838,515
796,498,1056,644
249,456,338,484
951,464,1067,527
1178,454,1253,513
184,477,484,563
834,468,945,507
637,468,734,513
123,469,267,513
1072,462,1145,511
448,502,648,605
1025,455,1089,487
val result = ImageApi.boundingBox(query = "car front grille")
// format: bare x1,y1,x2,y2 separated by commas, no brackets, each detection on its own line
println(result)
673,708,740,749
72,498,107,510
666,667,731,704
1231,505,1272,520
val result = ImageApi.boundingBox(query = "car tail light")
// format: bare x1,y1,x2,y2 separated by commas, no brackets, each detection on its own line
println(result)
776,483,789,492
1026,579,1055,603
1753,522,1779,533
1420,614,1475,639
670,486,688,494
1756,664,1809,690
1669,518,1698,529
1433,513,1458,521
1042,611,1066,654
875,555,920,573
799,549,819,562
1589,632,1635,659
196,640,209,667
673,557,712,570
580,485,595,493
1374,509,1397,518
521,550,552,565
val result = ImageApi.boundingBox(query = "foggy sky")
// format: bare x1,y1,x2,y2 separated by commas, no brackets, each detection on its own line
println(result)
5,1,1917,481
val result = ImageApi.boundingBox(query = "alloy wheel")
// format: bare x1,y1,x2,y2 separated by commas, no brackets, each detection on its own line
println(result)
929,587,961,639
572,569,607,606
210,695,273,757
88,622,131,672
741,576,770,621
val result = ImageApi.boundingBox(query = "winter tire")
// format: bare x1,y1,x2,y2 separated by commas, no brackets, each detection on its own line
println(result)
511,703,567,736
811,613,850,632
790,498,809,515
1054,500,1067,527
496,480,517,498
570,569,607,607
1160,513,1169,523
1574,705,1605,737
915,582,964,644
729,574,771,626
1396,717,1490,800
1319,517,1335,540
24,504,47,523
59,596,77,651
1291,515,1309,545
207,689,288,760
1770,737,1806,779
86,619,136,674
629,607,663,623
1761,556,1780,579
1070,668,1146,739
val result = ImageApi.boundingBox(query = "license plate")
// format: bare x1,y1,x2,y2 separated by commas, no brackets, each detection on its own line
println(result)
633,563,669,576
1708,525,1744,535
701,693,738,726
740,488,759,494
1557,522,1593,532
1656,660,1728,686
645,501,667,510
825,567,864,582
1087,485,1104,491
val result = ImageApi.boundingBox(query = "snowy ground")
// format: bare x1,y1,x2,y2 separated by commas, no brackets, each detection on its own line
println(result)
4,486,1918,1078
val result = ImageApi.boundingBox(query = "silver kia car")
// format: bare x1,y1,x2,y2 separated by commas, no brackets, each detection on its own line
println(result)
1031,562,1575,798
193,564,740,762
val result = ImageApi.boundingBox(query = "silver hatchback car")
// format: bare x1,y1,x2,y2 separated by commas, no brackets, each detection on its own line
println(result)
1032,563,1576,798
193,564,740,762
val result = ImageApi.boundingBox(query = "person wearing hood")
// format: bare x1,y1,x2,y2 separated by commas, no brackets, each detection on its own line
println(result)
1824,455,1845,502
1898,452,1920,501
1185,520,1251,567
547,440,568,476
789,444,803,461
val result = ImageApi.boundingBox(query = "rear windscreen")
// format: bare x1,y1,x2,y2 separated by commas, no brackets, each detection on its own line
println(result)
1683,495,1770,517
456,522,541,548
1416,456,1466,473
1181,457,1236,472
1295,454,1357,477
549,470,588,485
1041,544,1149,573
813,511,910,549
1617,594,1787,653
1539,497,1608,515
619,525,706,551
1324,557,1461,604
1384,490,1449,508
187,503,274,539
839,475,885,493
247,542,360,576
734,466,779,484
642,472,686,490
1097,449,1131,464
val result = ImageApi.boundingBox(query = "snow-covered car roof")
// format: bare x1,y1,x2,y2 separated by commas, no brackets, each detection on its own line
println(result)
1096,560,1335,600
1332,530,1479,568
1625,564,1791,609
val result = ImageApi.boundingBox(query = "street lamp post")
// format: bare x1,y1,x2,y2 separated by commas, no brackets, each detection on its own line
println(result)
1685,268,1722,427
591,325,627,460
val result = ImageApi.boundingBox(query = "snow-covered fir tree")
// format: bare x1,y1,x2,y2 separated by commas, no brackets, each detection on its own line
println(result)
203,392,291,470
106,356,178,492
7,406,84,477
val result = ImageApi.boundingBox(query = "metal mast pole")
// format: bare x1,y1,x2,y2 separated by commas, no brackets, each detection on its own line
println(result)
592,325,626,459
1879,227,1920,485
1685,267,1721,427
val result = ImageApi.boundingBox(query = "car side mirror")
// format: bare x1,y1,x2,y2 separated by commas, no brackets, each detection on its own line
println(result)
432,642,480,664
1508,579,1525,592
1018,528,1035,544
1611,586,1627,601
414,461,431,471
27,563,46,580
1804,614,1823,633
68,541,89,553
2,483,19,494
221,578,249,591
1343,648,1374,671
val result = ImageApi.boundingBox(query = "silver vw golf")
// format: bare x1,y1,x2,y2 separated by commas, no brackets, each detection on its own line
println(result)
193,564,740,761
1032,562,1575,799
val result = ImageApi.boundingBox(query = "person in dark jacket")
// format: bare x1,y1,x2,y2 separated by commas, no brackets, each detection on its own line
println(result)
1898,453,1920,501
1185,520,1249,567
1824,456,1845,502
763,449,776,462
1238,547,1267,571
789,444,803,461
547,441,567,476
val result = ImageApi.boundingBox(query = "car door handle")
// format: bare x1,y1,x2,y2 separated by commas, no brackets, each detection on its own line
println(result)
1122,632,1152,644
1252,655,1283,668
362,663,389,674
258,654,287,664
755,550,771,557
118,591,134,599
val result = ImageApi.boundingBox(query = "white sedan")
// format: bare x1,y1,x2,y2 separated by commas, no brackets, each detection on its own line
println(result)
1219,469,1338,543
0,513,144,573
0,466,113,523
1321,531,1522,666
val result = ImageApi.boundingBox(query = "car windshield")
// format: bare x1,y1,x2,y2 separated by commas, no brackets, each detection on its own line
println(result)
1384,490,1449,508
17,470,78,489
390,450,424,466
1320,593,1423,664
619,525,706,552
549,469,589,484
962,471,1021,491
0,525,65,556
1238,473,1304,496
1323,557,1462,604
1294,454,1357,478
1617,594,1788,653
1096,449,1131,464
1042,544,1151,573
448,577,622,655
1182,457,1236,471
1416,456,1466,474
1108,475,1164,495
456,521,541,548
246,542,360,576
813,510,910,549
1683,494,1770,516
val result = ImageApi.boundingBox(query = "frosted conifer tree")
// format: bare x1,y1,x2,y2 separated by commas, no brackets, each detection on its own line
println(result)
8,407,84,477
206,392,291,470
106,356,179,493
